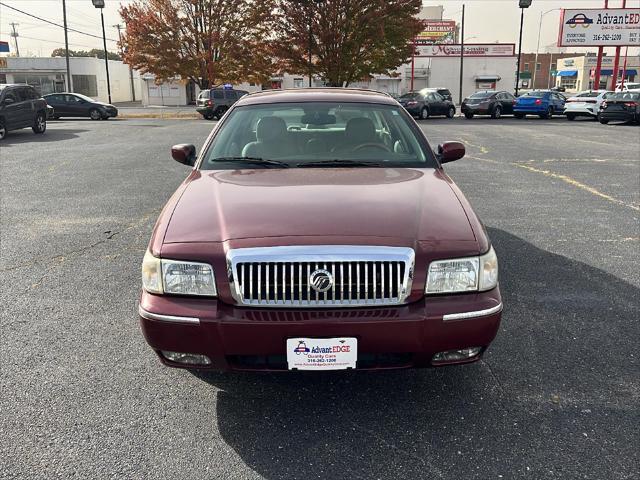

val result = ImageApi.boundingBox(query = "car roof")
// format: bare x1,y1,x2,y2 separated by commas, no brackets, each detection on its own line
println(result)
235,88,397,106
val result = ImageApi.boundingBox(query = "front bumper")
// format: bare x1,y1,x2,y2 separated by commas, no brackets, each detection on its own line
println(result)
138,288,502,371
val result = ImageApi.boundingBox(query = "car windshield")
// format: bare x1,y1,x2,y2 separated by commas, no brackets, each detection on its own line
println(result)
469,92,494,98
73,93,95,102
201,102,434,169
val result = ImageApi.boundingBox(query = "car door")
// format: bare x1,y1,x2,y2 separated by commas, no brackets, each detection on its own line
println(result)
15,87,35,127
552,93,565,111
48,94,68,115
65,94,88,117
500,92,515,114
429,93,446,115
1,88,22,129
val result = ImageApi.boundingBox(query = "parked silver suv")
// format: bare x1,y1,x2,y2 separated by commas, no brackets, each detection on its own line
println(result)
196,87,248,120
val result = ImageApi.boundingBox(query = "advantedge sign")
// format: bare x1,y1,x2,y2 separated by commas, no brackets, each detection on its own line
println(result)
558,8,640,47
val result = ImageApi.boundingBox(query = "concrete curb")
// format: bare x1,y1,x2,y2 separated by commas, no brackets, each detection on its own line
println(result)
118,112,201,120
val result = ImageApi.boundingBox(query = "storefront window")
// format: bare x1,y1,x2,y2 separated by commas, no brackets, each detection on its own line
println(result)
12,74,58,95
559,76,577,90
72,75,98,97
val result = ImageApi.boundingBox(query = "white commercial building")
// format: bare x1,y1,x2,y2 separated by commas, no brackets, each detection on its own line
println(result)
554,54,640,92
0,56,141,103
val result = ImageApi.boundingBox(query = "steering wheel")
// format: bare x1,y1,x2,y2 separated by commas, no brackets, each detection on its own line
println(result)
351,143,391,152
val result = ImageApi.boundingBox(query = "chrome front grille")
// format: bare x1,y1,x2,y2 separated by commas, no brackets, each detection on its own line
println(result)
227,246,414,307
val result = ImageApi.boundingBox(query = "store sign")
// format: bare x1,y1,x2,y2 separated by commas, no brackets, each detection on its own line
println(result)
416,20,456,44
416,44,515,57
558,8,640,47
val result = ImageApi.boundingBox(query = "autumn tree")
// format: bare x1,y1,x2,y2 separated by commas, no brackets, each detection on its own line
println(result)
119,0,276,89
272,0,422,86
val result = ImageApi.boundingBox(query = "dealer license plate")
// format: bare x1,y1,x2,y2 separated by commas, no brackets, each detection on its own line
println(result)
286,337,357,370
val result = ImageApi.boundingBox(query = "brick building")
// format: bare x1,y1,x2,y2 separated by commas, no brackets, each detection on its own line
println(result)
519,53,584,90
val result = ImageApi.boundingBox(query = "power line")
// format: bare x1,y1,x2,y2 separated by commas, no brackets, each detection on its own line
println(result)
0,2,118,42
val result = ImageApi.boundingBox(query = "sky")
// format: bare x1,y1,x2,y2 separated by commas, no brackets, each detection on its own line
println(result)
0,0,639,57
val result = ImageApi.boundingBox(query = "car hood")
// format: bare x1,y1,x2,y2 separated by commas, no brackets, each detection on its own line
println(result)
163,168,476,244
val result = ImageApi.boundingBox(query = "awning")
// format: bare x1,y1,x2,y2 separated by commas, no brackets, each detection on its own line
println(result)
599,69,638,76
557,70,578,77
474,74,501,81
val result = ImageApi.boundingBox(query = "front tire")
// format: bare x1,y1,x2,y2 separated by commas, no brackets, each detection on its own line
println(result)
464,112,474,119
32,112,46,134
446,106,455,119
514,112,525,119
0,120,6,140
420,107,429,120
540,107,553,119
599,117,609,124
89,108,102,120
567,113,575,121
491,106,502,119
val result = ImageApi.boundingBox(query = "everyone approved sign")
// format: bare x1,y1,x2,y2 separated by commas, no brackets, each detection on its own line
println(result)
558,8,640,47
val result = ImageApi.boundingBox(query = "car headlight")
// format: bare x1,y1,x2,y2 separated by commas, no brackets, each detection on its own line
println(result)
141,250,217,296
426,246,498,294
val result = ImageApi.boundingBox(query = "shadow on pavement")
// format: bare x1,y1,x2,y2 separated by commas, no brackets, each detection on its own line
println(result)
1,127,89,146
193,228,639,479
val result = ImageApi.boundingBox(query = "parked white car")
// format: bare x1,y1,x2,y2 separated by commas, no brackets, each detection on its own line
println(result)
615,82,640,92
564,90,610,120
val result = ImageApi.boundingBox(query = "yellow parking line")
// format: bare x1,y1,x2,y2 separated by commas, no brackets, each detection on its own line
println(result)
514,164,640,212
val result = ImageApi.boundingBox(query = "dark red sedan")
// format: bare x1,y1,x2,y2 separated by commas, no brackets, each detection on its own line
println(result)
139,88,502,371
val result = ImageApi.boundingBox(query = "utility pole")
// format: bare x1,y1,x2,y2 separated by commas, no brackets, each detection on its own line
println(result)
458,4,465,106
515,0,532,96
9,23,19,57
62,0,72,92
114,24,136,102
610,0,626,90
92,0,112,103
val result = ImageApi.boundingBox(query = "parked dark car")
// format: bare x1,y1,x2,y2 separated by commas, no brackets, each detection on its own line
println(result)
398,91,456,119
0,83,48,140
42,93,118,120
461,91,517,119
598,91,640,124
196,87,248,120
139,88,501,372
514,90,566,119
420,87,453,102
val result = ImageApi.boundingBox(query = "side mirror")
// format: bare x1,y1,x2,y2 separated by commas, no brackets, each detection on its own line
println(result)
171,144,197,166
437,141,465,164
3,97,14,106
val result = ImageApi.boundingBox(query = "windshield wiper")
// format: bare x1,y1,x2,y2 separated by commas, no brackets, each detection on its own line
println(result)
298,159,382,168
211,156,290,168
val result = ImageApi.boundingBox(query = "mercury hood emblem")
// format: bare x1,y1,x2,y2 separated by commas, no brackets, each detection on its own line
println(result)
309,269,334,293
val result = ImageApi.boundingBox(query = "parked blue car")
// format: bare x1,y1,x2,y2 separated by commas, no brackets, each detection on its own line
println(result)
514,90,566,119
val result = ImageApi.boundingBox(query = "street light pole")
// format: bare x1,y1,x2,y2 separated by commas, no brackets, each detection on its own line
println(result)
458,4,465,106
533,8,559,89
92,0,111,103
515,0,532,96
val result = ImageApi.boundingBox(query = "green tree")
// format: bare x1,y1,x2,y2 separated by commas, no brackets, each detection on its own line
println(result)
51,48,121,61
273,0,422,86
119,0,276,89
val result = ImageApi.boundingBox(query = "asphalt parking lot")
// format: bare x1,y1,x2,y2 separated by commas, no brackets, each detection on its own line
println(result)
1,116,638,479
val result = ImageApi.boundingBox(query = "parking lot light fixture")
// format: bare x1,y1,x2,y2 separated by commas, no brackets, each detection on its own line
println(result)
92,0,111,104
